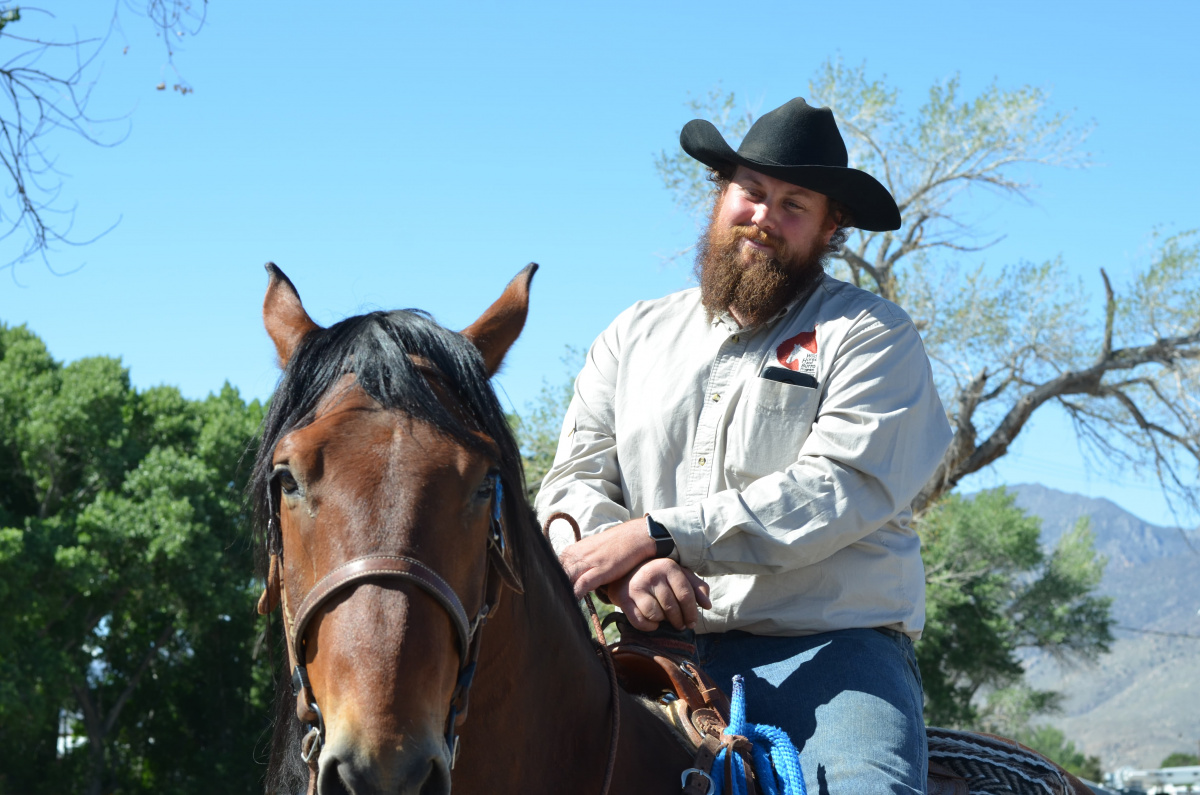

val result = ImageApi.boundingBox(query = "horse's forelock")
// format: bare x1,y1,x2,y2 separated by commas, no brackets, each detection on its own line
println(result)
250,309,527,548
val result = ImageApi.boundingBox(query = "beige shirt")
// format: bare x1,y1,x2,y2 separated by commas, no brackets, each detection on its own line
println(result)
536,275,953,639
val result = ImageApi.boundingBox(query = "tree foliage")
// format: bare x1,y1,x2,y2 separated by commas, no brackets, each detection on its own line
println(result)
655,58,1200,521
1161,752,1200,768
916,489,1112,729
511,346,582,502
1017,725,1103,782
0,322,269,795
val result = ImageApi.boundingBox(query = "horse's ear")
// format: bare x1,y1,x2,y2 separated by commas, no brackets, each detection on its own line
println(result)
263,262,321,368
460,263,538,377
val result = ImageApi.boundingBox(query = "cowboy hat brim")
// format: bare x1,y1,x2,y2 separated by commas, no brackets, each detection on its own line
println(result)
681,119,902,233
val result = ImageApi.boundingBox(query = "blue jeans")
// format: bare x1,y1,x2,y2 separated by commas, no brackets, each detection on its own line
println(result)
695,628,927,795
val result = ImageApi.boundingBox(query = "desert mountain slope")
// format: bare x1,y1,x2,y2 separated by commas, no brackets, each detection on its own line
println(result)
1000,485,1200,769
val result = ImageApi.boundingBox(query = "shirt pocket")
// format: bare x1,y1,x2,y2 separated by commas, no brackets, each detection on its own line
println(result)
723,375,820,482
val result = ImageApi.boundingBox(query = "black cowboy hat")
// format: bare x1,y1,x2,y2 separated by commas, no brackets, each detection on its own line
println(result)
680,97,901,232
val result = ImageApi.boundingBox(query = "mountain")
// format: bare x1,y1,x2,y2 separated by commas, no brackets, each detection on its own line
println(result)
1002,484,1200,770
1011,483,1196,568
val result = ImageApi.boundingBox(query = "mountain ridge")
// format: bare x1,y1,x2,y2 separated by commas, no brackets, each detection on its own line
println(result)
990,484,1200,770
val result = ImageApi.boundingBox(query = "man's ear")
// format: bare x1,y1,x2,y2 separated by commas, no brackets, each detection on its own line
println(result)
461,263,538,377
823,199,848,247
263,262,321,369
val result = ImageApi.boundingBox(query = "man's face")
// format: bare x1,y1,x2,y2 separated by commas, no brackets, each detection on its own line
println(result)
696,166,838,326
716,166,837,264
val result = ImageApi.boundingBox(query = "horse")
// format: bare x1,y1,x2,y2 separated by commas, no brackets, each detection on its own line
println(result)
252,262,694,794
251,262,1093,795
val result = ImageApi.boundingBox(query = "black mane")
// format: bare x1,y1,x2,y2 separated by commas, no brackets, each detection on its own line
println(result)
250,308,571,794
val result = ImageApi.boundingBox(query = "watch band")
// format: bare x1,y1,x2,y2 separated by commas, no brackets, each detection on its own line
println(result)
645,514,675,559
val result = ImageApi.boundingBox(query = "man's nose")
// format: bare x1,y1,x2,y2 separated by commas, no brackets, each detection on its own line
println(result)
750,201,774,231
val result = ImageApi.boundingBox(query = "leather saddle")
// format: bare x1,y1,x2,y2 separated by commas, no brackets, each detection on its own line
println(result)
603,615,1087,795
605,616,730,749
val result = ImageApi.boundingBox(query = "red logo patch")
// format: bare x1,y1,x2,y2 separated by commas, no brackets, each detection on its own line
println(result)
776,329,817,371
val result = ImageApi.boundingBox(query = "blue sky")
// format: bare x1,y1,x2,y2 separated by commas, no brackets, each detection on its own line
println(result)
1,1,1197,526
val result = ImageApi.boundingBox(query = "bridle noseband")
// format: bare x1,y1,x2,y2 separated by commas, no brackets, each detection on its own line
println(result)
260,475,518,779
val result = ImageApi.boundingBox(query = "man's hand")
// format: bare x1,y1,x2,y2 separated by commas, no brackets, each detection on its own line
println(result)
609,559,711,631
559,517,656,599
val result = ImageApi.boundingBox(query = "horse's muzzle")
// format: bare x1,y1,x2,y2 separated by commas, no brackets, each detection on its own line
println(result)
317,737,451,795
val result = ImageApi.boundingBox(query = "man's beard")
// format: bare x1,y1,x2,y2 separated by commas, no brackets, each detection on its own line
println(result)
695,218,828,327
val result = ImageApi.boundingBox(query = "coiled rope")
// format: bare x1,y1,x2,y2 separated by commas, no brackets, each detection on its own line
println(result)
712,675,806,795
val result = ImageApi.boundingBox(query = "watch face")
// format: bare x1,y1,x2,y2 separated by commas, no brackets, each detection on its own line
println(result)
648,519,669,540
646,516,674,558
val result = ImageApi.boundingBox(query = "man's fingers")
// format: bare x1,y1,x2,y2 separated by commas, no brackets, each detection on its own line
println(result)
650,582,682,631
608,559,709,632
632,588,665,624
685,569,712,609
622,589,663,632
664,566,701,628
609,582,660,632
572,568,607,599
627,606,659,632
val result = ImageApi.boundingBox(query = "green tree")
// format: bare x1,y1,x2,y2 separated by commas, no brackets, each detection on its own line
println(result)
917,489,1112,728
513,346,582,501
1161,752,1200,768
0,323,268,795
655,59,1200,519
1017,725,1103,782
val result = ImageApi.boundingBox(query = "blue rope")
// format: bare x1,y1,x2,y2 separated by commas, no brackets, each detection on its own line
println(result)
711,675,807,795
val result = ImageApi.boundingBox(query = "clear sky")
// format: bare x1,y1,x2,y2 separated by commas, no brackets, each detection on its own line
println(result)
1,1,1197,527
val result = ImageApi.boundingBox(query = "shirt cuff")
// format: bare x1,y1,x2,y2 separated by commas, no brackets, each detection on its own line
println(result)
648,504,705,570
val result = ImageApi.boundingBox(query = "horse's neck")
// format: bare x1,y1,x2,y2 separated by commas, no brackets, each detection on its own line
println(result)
452,562,693,794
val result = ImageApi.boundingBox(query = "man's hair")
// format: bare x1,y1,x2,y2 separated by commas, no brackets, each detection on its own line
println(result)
707,167,852,255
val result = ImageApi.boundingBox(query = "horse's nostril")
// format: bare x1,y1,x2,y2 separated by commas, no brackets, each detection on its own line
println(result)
316,759,354,795
418,757,450,795
316,745,449,795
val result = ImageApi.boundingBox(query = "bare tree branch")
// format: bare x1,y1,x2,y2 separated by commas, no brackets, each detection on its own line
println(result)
0,2,205,275
656,65,1198,527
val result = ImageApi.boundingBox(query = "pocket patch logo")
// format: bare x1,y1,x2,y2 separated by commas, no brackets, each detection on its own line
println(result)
776,329,817,373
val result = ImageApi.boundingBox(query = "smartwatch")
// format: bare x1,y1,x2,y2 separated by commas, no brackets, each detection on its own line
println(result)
645,514,675,559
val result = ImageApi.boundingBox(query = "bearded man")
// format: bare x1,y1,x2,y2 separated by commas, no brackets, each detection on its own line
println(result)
536,98,953,793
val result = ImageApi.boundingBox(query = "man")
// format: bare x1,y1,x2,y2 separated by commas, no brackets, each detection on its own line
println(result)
536,98,953,793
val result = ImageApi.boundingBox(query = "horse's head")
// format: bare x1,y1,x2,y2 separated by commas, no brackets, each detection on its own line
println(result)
254,263,536,795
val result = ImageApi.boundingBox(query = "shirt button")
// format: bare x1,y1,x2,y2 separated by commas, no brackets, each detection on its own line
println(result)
698,457,706,466
712,394,721,402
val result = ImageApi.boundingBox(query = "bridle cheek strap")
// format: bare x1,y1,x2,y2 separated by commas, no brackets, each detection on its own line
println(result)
268,478,512,780
278,550,505,775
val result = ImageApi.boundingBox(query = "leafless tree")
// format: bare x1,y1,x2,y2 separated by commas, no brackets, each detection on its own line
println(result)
656,59,1200,524
0,1,205,275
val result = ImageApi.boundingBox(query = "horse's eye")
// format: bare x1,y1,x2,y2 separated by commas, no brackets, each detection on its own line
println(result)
275,468,300,496
475,475,497,502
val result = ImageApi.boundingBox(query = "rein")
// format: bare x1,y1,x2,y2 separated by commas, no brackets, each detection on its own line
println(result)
542,511,621,795
260,474,515,790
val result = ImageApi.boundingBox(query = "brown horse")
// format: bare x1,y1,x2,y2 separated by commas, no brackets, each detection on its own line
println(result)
252,263,1092,795
253,263,693,794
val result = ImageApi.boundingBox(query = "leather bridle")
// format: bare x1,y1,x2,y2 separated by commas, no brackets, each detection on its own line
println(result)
258,474,522,787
